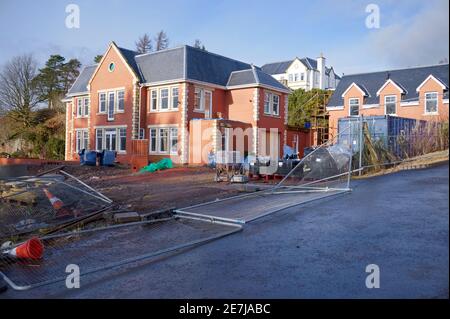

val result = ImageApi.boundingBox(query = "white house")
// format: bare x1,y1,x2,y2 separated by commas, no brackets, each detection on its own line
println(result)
261,53,341,91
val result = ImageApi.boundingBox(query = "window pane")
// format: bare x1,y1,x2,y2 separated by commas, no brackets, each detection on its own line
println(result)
96,129,103,150
170,128,178,154
108,93,115,120
204,91,212,117
264,93,270,114
272,95,279,115
194,89,202,110
119,128,126,151
83,130,88,150
77,99,83,116
426,93,438,113
160,89,169,109
385,96,396,115
349,99,359,116
99,93,106,112
151,90,157,110
159,128,168,152
117,91,125,111
150,129,157,152
84,98,89,116
172,87,179,109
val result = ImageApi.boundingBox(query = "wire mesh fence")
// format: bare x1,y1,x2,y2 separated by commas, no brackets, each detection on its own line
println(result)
176,122,359,223
0,172,111,241
0,216,242,290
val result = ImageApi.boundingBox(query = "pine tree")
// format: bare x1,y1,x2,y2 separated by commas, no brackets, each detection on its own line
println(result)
154,30,169,51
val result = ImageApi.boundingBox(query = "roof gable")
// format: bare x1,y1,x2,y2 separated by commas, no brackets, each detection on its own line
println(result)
416,74,449,92
341,82,370,98
376,78,407,96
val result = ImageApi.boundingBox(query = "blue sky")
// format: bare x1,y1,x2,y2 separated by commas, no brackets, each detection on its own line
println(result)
0,0,448,75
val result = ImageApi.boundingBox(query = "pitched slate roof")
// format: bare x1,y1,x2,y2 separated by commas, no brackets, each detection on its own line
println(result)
327,64,449,107
261,60,294,75
118,47,142,81
67,64,97,96
227,67,289,91
68,44,289,95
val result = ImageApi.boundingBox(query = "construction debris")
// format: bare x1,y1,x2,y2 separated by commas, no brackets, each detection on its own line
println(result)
113,212,141,224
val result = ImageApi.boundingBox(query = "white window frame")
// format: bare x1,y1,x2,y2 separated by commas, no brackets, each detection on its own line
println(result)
384,95,397,115
148,86,179,112
107,91,115,121
159,88,169,110
272,94,280,116
170,127,178,155
118,127,127,152
149,128,157,153
83,97,90,117
349,98,360,116
264,93,271,114
172,87,179,109
158,128,169,153
263,92,280,117
99,93,106,113
424,92,438,115
117,90,125,112
77,98,83,118
150,89,158,112
75,129,89,152
95,128,103,151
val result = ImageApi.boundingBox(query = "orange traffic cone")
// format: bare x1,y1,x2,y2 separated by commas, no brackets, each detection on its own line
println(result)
43,188,64,210
4,237,44,260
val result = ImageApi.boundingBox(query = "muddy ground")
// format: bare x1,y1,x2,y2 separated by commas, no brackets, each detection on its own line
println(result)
56,166,243,213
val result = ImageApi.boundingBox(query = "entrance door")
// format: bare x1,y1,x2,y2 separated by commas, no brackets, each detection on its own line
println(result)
105,129,117,151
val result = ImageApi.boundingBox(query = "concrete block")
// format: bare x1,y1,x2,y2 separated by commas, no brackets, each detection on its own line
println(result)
113,212,140,223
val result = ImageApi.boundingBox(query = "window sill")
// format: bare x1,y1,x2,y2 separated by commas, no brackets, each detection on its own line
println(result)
423,112,439,116
148,109,179,113
263,113,281,118
193,109,205,113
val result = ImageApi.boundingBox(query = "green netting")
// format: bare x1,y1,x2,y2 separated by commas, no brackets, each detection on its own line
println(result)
139,158,173,173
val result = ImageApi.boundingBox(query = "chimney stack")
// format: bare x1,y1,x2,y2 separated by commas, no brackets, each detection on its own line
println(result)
317,52,326,90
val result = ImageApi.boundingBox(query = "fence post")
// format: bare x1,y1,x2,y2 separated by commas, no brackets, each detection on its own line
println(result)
358,115,363,176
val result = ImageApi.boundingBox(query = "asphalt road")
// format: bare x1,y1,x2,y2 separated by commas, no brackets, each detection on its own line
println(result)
3,163,448,298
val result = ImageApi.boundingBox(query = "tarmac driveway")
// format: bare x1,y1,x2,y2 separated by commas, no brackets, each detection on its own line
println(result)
3,163,448,298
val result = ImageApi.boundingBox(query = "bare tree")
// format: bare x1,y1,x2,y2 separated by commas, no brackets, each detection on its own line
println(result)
0,55,41,127
154,30,169,51
135,33,153,54
193,39,206,51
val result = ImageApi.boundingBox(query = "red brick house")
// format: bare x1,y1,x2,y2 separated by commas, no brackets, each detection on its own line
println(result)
326,64,449,138
64,42,290,165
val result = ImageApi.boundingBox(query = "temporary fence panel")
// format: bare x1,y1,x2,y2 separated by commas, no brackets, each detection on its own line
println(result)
176,122,359,223
0,216,242,290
